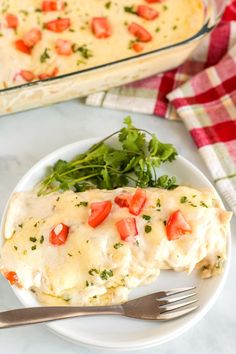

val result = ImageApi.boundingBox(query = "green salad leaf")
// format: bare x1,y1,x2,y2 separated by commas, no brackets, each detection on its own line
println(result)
38,117,178,195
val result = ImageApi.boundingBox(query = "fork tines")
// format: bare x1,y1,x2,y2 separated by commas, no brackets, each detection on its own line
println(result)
156,287,198,320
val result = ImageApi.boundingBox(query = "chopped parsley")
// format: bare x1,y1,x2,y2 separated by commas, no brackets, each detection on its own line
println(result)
40,48,50,63
200,201,208,208
29,237,37,243
100,269,113,280
75,201,88,207
14,245,18,251
18,224,23,228
163,5,168,11
72,44,93,59
172,25,178,30
67,253,72,257
19,10,29,16
105,1,111,9
40,235,44,244
114,242,123,249
56,196,60,202
156,198,161,208
145,225,152,233
23,250,27,255
163,220,167,226
31,245,37,251
124,6,136,14
155,27,160,33
85,280,89,287
88,268,99,276
33,222,38,228
142,214,151,221
189,203,197,207
180,196,188,204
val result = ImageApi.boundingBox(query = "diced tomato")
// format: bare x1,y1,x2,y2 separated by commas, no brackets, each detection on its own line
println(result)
129,188,146,216
42,1,65,12
45,18,71,32
5,271,18,285
132,42,144,53
91,17,112,39
128,23,152,42
49,223,69,245
166,210,192,241
137,6,159,20
14,40,32,54
116,217,138,241
20,70,35,82
145,0,162,3
23,28,42,47
114,193,132,208
38,67,58,80
6,14,18,29
88,200,112,228
56,39,72,55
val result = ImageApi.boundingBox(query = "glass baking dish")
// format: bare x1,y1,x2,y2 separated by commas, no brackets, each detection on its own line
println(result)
0,0,227,116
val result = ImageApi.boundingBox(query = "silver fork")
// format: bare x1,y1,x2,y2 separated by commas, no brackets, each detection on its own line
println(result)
0,287,198,329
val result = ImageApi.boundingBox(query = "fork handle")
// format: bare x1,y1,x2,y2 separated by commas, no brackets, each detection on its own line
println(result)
0,305,123,329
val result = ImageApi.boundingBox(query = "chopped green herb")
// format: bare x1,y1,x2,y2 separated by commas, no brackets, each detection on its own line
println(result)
180,196,188,203
31,245,37,251
142,214,151,221
14,245,18,251
40,235,44,244
68,253,72,257
33,222,38,228
75,201,88,207
93,295,97,299
105,1,111,9
100,269,113,280
30,237,37,243
69,28,75,32
172,25,178,30
86,240,89,243
163,220,167,226
72,44,93,59
56,196,60,202
88,268,99,276
189,203,197,207
85,280,89,287
40,48,50,63
156,198,161,207
19,10,28,16
192,195,196,198
35,8,42,12
163,5,168,11
145,225,152,233
64,298,71,302
23,250,27,255
124,6,136,14
18,224,23,228
114,242,123,249
200,201,208,208
155,27,160,33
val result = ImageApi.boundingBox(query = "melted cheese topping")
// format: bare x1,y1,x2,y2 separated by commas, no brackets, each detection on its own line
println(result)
0,0,205,89
0,186,231,306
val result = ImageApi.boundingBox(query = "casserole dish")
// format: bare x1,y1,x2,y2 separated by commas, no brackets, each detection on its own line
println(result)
0,0,227,116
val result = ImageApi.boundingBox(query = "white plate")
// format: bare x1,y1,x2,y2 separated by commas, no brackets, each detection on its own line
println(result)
0,138,231,351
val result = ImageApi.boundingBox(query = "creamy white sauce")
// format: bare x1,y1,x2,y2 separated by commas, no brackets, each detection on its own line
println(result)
0,0,205,89
0,186,231,306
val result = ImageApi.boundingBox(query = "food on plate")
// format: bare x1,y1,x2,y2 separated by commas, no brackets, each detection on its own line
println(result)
0,186,232,306
0,0,205,88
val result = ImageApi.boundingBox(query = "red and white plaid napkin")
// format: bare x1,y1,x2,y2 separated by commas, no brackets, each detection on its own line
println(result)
86,1,236,214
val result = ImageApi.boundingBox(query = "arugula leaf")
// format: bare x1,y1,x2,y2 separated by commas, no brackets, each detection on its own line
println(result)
38,117,178,195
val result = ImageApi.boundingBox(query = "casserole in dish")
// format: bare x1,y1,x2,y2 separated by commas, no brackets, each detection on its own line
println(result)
0,0,227,115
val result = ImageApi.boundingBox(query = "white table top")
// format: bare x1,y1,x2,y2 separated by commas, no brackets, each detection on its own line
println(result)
0,100,235,354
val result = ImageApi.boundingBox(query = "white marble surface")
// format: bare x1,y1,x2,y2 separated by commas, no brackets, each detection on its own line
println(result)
0,99,235,354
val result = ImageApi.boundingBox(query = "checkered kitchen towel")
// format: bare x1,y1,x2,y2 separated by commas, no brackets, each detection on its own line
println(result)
86,1,236,214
